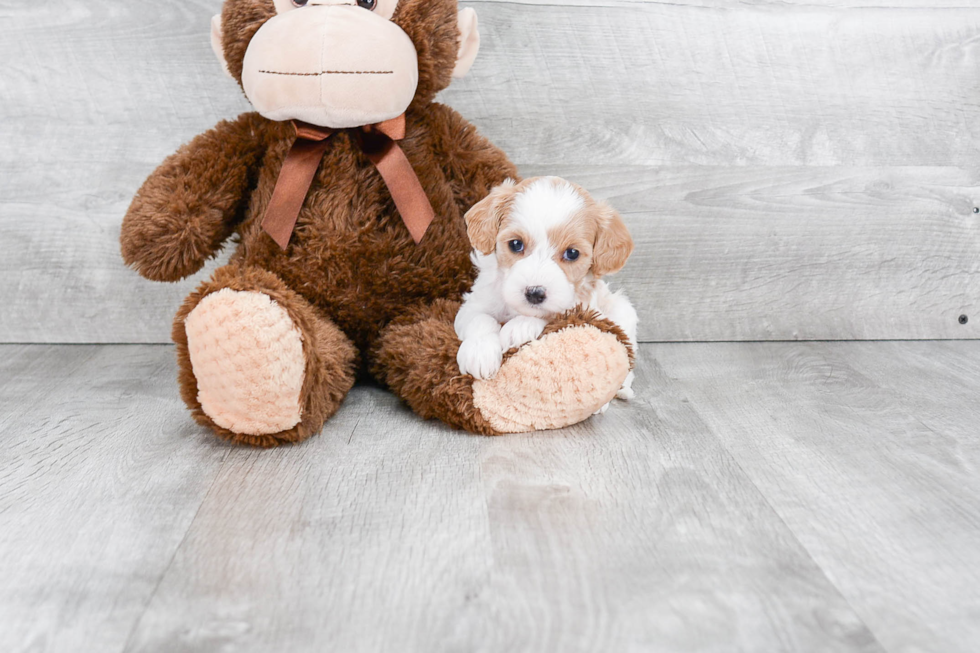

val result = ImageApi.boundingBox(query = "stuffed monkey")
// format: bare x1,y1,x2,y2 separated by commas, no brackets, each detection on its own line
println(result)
120,0,633,447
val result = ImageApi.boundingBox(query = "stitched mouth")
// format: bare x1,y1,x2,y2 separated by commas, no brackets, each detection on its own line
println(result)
258,70,394,77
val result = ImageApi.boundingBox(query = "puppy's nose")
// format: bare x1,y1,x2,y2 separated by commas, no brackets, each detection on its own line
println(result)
525,286,547,305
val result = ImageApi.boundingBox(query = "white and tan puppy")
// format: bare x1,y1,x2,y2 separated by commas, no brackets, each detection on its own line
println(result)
455,177,638,402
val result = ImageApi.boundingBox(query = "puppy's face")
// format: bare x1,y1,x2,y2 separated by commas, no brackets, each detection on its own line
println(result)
465,177,633,318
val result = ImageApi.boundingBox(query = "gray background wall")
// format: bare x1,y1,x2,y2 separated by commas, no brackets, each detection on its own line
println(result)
2,0,979,343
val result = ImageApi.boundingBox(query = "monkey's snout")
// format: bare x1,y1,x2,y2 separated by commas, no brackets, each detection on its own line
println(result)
240,5,419,129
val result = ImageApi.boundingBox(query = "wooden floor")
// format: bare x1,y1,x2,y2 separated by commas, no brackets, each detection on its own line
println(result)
3,1,979,651
1,341,978,653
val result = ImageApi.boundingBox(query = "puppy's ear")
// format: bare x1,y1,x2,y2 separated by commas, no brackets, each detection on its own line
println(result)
465,180,517,255
592,203,633,277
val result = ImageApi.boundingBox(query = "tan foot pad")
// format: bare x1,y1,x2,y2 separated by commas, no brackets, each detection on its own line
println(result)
472,324,630,433
185,289,305,436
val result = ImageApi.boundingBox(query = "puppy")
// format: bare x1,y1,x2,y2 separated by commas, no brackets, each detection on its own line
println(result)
455,177,638,402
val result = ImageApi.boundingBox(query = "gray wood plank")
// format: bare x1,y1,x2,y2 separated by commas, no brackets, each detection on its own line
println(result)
121,349,880,653
3,2,980,343
8,342,980,651
653,340,980,653
451,3,980,167
0,345,227,653
536,165,980,341
4,164,978,343
0,0,244,345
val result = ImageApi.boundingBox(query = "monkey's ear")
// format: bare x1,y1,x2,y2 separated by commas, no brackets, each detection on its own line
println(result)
465,180,517,255
210,14,234,79
592,204,634,277
452,8,481,79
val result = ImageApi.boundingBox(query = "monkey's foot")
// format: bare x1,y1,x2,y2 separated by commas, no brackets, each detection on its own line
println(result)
472,318,632,433
372,301,633,436
185,289,306,436
174,264,357,447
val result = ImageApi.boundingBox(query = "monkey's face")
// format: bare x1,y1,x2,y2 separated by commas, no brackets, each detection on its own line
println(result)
245,0,416,128
213,0,480,129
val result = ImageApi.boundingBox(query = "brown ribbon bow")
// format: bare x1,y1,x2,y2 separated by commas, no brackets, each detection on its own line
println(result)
260,114,435,250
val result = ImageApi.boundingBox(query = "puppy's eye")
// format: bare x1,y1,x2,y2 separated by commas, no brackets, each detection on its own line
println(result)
563,248,580,262
356,0,378,9
508,240,525,254
292,0,308,6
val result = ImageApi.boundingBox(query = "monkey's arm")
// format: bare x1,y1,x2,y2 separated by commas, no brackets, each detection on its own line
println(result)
428,103,519,215
121,112,270,282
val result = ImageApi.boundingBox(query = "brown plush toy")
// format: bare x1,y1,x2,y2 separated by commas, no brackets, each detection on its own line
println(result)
120,0,633,447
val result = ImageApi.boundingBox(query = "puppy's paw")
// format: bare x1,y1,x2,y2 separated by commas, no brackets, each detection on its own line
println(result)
616,370,636,401
457,335,503,380
499,316,548,351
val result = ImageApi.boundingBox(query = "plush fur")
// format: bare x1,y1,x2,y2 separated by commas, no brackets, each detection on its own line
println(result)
122,0,633,445
172,263,358,447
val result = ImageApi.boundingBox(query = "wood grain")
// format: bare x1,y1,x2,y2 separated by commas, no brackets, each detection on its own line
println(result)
450,3,980,167
0,344,228,653
4,164,976,343
0,166,980,342
5,342,980,651
0,0,244,345
114,348,880,653
529,165,980,341
653,340,980,653
2,1,979,343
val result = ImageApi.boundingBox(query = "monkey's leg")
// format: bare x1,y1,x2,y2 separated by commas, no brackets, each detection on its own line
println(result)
370,300,633,434
173,264,357,447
